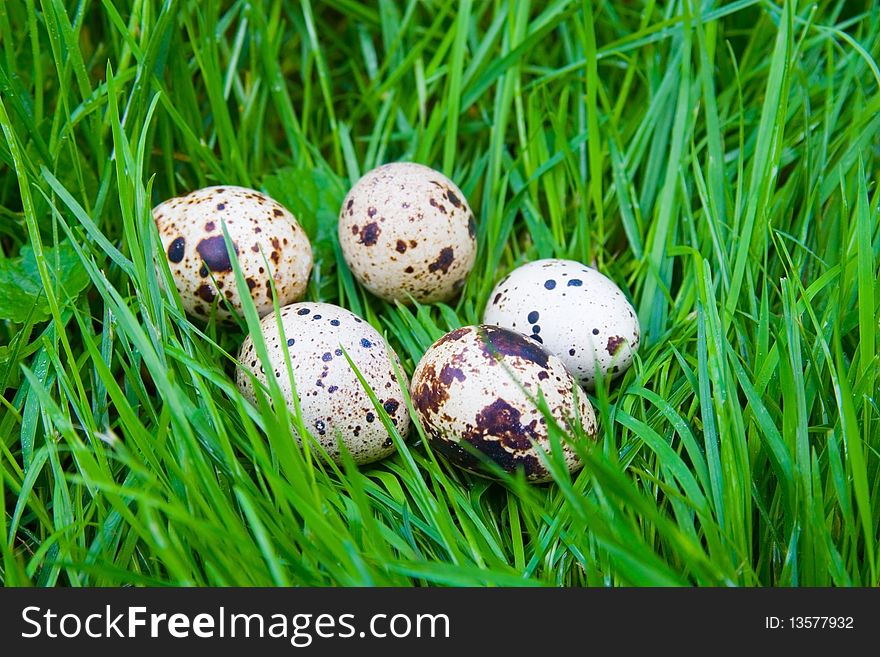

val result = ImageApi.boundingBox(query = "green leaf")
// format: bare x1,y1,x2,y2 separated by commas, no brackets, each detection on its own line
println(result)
262,165,346,251
0,241,89,323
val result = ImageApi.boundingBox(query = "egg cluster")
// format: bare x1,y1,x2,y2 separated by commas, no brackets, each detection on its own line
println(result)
153,161,639,481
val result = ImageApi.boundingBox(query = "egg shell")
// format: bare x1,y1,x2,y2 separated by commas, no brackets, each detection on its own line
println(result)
338,162,477,303
236,302,410,465
153,185,313,321
483,259,640,389
410,325,597,483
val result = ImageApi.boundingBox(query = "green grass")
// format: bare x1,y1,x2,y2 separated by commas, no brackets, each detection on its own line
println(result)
1,0,878,587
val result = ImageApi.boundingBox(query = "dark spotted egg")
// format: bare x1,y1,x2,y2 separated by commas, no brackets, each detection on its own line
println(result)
236,302,410,465
484,259,640,390
153,186,313,321
410,325,597,483
338,162,477,303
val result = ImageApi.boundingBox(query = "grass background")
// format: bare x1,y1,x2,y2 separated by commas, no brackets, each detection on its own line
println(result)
1,0,879,586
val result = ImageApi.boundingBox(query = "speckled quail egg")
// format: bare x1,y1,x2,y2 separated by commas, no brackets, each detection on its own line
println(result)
410,325,597,483
483,259,640,390
338,162,477,303
153,185,313,321
236,302,410,465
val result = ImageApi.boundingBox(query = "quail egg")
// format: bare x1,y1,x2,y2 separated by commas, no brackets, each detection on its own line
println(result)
236,302,410,465
338,162,477,303
153,185,313,321
410,325,597,483
483,259,640,389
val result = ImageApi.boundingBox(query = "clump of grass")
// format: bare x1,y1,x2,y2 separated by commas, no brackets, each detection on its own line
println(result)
0,0,878,586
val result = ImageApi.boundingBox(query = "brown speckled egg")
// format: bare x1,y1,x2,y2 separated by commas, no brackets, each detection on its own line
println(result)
153,185,313,321
410,325,597,483
484,259,640,390
236,302,410,465
338,162,477,303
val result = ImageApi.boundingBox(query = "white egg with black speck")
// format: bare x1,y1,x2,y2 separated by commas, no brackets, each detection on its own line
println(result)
483,258,640,390
338,162,477,303
153,185,313,321
410,325,597,483
236,302,410,465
